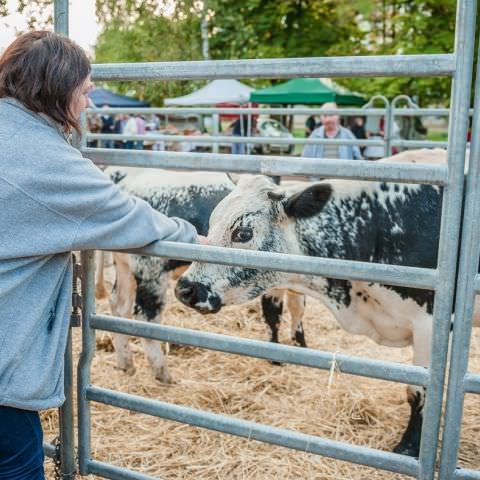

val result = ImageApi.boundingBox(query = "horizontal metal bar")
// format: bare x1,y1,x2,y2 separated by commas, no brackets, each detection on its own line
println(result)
391,139,449,148
87,133,384,147
87,107,388,116
43,442,56,459
91,54,455,81
91,314,430,387
393,108,473,117
474,274,480,293
87,459,159,480
463,373,480,393
114,241,439,290
87,386,419,477
83,148,448,185
454,468,480,479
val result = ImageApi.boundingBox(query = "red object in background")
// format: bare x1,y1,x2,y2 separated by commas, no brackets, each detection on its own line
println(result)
216,102,259,122
467,129,472,141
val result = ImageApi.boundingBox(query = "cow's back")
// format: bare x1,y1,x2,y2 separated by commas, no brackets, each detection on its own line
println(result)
106,167,233,236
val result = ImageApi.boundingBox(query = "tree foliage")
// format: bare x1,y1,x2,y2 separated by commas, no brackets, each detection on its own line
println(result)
1,0,478,106
332,0,479,106
94,1,203,104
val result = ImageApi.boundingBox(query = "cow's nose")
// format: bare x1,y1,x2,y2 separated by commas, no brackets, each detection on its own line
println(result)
175,278,207,307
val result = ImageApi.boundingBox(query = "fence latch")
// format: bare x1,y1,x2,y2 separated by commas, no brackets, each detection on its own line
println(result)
71,253,82,327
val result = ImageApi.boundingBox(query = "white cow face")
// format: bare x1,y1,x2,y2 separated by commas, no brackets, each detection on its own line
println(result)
175,176,332,313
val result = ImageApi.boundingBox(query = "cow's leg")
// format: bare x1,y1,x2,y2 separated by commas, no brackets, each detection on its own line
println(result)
286,291,307,347
132,257,171,383
393,317,431,457
109,253,136,375
95,250,108,299
261,290,283,344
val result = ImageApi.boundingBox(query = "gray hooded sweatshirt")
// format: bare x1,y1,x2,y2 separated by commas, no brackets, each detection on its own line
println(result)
0,98,198,410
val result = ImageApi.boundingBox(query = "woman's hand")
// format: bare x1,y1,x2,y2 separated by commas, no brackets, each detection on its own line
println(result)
197,235,209,245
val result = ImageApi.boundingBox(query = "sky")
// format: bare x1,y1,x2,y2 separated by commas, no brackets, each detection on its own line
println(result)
0,0,100,54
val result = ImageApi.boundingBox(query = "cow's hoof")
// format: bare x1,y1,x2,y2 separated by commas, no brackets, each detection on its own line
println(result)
393,441,419,457
269,359,283,366
155,368,172,384
291,337,307,348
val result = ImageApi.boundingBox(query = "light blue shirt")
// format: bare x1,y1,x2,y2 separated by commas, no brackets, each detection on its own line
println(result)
302,125,363,160
0,98,198,410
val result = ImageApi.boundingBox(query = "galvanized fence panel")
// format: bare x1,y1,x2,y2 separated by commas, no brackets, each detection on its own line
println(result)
40,0,475,479
437,42,480,480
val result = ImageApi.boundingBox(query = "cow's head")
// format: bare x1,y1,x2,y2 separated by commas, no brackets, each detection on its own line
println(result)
175,175,332,313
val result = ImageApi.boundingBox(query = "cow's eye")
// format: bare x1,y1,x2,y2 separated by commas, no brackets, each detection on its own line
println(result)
232,226,253,243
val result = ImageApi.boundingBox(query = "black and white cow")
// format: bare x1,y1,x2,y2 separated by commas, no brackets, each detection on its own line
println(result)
175,148,480,456
100,167,307,383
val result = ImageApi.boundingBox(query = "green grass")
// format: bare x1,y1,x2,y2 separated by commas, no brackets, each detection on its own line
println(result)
426,130,448,142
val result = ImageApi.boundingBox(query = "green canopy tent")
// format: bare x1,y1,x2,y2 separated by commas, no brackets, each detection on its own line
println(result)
249,78,365,105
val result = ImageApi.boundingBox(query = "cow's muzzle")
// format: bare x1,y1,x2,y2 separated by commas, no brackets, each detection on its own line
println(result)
175,278,222,314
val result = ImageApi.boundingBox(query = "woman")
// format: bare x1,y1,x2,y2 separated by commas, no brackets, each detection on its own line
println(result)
0,31,205,479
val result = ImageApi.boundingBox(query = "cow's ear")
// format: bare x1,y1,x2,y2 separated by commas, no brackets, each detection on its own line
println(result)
282,184,332,218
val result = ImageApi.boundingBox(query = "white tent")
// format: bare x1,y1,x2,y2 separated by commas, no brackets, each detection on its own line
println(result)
164,79,253,106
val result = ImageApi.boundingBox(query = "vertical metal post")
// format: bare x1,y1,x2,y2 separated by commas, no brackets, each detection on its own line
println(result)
54,1,75,477
438,44,480,480
59,328,76,479
417,0,476,478
77,251,97,475
247,105,252,155
212,113,219,153
54,0,69,36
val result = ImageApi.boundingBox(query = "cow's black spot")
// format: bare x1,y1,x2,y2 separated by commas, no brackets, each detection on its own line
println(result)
393,389,424,457
325,279,352,308
261,295,283,344
134,276,164,321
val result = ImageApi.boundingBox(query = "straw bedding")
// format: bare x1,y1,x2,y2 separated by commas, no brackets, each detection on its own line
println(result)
42,264,480,479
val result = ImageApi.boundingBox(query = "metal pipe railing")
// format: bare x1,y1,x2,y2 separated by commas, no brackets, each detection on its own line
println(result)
91,314,430,387
87,386,419,477
91,54,455,81
83,148,448,185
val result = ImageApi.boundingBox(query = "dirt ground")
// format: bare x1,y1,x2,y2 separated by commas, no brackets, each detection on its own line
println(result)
42,265,480,479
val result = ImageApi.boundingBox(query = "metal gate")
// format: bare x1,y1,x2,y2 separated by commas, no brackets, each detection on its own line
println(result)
46,0,480,478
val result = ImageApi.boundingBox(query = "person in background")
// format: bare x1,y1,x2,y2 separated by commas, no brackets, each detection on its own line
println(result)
303,102,362,159
113,113,127,149
100,104,114,148
230,115,249,155
135,114,146,150
123,114,138,149
305,114,319,137
0,31,206,480
350,116,367,154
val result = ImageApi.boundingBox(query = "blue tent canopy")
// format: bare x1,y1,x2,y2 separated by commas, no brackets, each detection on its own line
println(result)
88,88,150,108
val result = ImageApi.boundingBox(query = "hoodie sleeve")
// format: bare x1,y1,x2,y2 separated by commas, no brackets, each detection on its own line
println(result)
71,187,199,251
29,143,199,252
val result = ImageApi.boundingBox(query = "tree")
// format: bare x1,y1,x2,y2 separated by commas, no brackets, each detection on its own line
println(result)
94,4,204,105
207,0,361,60
332,0,480,106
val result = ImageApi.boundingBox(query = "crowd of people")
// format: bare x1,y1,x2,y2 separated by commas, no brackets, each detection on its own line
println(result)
87,104,161,150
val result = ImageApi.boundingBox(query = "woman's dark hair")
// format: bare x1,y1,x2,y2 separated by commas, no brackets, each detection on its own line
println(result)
0,31,91,133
